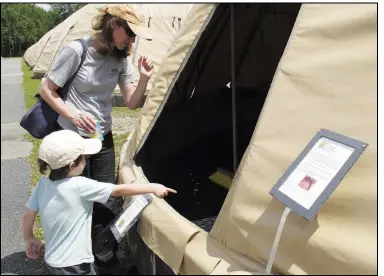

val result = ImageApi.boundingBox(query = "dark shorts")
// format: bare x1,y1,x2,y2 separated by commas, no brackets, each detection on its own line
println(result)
46,262,97,275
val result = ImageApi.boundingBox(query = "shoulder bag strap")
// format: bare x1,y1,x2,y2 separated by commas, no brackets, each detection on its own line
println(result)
59,38,87,99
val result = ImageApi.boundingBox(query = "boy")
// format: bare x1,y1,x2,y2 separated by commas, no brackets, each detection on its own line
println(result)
22,130,176,275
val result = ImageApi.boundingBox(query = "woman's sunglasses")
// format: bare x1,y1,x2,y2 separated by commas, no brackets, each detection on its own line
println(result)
124,26,136,38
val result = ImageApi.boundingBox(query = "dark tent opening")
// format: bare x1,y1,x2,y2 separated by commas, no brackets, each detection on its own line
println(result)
135,3,301,231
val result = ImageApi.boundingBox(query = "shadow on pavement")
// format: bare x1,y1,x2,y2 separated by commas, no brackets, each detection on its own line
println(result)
1,251,49,275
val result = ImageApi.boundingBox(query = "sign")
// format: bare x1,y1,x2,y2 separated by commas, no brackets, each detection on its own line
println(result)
110,194,153,242
270,129,367,220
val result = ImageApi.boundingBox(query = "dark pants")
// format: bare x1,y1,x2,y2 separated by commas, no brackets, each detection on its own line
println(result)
82,131,118,217
46,263,97,275
81,131,122,267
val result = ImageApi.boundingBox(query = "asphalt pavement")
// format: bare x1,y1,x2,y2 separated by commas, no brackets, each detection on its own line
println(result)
1,58,48,275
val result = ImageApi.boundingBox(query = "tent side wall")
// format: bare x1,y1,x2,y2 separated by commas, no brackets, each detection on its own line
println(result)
32,4,100,78
131,4,217,153
32,23,76,77
51,4,105,64
23,42,36,68
31,32,52,68
130,15,187,91
23,29,53,69
211,4,377,275
132,3,195,90
118,4,218,274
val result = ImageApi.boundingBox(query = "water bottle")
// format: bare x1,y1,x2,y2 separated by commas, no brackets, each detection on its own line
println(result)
90,120,104,141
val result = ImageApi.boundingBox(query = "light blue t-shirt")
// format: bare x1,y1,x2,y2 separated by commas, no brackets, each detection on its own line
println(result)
26,176,114,268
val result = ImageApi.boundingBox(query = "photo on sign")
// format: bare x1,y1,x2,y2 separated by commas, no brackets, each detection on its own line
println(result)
118,219,125,229
278,137,354,209
298,175,317,191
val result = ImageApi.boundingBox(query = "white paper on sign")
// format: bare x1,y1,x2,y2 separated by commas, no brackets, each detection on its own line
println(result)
114,195,150,235
278,137,354,209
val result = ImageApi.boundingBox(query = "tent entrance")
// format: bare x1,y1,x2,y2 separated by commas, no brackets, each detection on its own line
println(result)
135,3,301,231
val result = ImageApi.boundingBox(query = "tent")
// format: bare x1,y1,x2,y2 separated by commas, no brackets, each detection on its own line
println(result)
23,4,193,92
31,4,105,78
23,29,54,69
118,3,377,275
23,42,36,68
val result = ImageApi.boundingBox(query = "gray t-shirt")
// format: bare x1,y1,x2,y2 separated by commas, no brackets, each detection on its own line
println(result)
26,176,114,268
48,37,136,136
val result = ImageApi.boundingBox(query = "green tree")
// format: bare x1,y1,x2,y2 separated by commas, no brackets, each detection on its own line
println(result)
50,4,86,24
1,4,56,57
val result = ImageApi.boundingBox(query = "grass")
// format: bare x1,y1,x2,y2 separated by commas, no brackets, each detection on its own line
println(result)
21,59,139,242
24,134,44,241
113,133,130,174
111,106,141,118
22,59,45,240
22,60,41,109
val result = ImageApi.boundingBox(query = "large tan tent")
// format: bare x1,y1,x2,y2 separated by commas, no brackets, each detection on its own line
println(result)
23,3,193,92
23,42,37,68
118,3,377,275
129,4,194,90
23,28,54,69
31,4,105,78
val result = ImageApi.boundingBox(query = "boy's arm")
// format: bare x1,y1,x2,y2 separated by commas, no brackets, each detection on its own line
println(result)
78,178,177,204
22,208,43,259
22,208,37,241
111,182,177,198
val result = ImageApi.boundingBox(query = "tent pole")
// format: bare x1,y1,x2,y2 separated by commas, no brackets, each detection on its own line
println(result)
230,4,238,172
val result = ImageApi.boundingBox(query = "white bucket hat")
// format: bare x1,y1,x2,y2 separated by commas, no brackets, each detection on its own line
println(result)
39,130,102,170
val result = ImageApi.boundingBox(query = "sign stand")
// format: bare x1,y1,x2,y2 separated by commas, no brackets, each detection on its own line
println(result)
265,207,291,275
270,129,367,220
265,129,367,274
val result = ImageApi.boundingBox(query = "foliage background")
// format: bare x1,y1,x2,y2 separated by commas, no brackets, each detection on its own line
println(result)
1,4,86,57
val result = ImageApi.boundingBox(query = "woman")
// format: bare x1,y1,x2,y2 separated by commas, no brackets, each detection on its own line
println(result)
40,4,154,272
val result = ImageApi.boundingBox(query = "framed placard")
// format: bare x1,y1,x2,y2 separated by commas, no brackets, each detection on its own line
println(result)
270,129,368,221
110,194,153,242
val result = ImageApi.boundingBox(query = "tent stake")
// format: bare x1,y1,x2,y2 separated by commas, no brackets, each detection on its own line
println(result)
230,4,238,172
